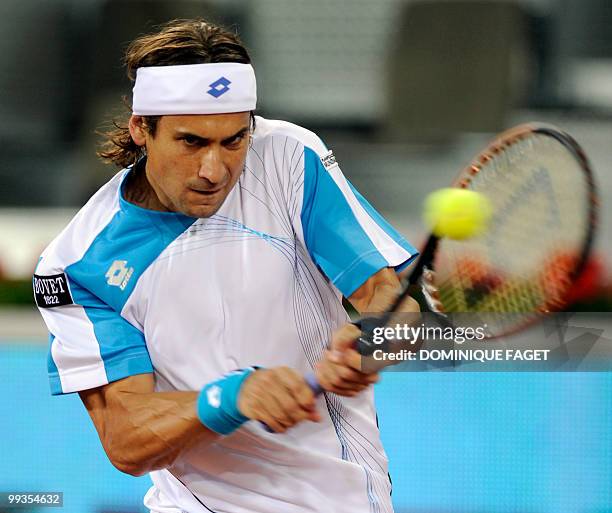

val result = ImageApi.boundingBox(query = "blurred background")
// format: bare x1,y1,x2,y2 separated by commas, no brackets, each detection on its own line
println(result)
0,0,610,512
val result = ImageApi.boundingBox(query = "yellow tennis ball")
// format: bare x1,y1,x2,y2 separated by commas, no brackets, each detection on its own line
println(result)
423,188,492,240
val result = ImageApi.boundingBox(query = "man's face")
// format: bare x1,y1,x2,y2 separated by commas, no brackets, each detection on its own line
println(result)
130,112,251,218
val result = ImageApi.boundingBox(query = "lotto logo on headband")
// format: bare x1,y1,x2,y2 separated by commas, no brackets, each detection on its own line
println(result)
132,63,256,115
207,76,231,98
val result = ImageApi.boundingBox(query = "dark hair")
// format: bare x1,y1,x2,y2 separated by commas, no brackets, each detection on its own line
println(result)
97,18,252,168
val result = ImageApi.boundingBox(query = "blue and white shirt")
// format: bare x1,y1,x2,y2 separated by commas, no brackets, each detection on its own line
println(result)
35,117,417,513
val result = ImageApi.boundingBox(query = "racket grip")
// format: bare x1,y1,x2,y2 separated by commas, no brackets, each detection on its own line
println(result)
304,372,324,396
259,371,323,433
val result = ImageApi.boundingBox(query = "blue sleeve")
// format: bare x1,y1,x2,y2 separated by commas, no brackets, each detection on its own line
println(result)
42,189,195,396
47,277,153,395
300,147,418,297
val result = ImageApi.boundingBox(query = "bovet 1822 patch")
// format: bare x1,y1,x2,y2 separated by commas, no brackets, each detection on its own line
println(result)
321,150,338,171
33,273,74,308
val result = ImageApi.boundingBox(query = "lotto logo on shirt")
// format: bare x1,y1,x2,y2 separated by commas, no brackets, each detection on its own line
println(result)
105,260,134,290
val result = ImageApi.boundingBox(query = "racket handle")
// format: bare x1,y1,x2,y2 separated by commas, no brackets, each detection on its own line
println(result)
304,372,324,395
259,317,387,432
259,371,323,432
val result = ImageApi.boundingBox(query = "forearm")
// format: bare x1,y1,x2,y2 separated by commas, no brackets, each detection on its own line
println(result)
348,267,420,372
108,390,217,475
80,378,220,476
349,267,402,315
83,366,321,474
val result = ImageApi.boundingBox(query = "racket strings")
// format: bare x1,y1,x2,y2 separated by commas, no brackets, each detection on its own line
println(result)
430,132,589,332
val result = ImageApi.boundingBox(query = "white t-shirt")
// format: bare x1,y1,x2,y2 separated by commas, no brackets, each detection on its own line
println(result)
34,117,417,513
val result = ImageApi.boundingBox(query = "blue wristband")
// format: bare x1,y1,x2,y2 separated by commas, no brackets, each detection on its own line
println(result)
197,368,257,435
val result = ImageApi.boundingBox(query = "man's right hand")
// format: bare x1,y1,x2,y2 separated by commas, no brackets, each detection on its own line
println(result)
238,367,321,433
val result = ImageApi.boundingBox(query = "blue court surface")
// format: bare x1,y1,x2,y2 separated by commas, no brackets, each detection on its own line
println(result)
1,343,610,513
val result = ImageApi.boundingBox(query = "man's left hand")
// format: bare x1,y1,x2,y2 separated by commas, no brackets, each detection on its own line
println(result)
315,324,379,396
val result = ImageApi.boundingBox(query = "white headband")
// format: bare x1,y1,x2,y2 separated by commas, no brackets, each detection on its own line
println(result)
132,62,257,115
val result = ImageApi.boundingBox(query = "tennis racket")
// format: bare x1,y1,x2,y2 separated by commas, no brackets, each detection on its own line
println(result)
320,124,596,371
263,122,598,428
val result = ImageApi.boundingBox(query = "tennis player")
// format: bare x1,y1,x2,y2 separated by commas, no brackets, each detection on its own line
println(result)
33,19,419,513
